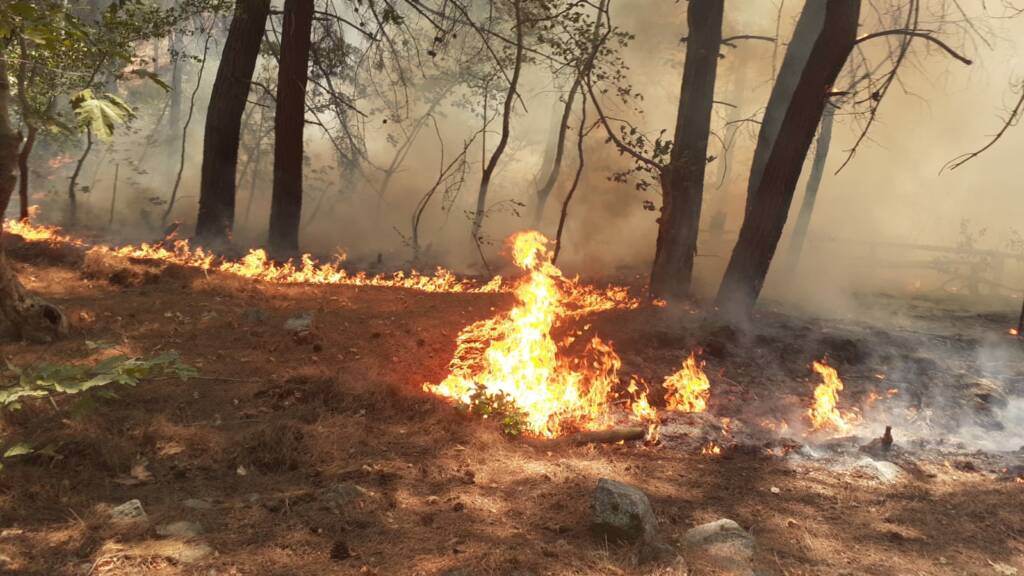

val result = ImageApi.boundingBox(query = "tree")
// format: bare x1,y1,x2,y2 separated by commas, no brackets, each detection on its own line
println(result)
195,0,270,245
648,0,724,302
715,0,861,321
267,0,314,254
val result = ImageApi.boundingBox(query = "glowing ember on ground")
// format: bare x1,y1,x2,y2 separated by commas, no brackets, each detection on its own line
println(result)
1010,328,1020,337
808,359,855,432
701,442,722,455
663,352,710,413
423,231,637,438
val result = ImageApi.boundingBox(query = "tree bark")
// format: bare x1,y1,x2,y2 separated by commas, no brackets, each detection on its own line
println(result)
716,0,860,320
784,105,834,273
649,0,723,301
532,78,579,227
169,28,184,146
16,125,36,221
268,0,314,255
743,0,826,215
0,57,66,342
195,0,270,245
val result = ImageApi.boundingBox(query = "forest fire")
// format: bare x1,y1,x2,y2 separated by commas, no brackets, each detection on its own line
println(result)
4,218,504,293
808,360,856,432
663,352,711,413
423,231,638,438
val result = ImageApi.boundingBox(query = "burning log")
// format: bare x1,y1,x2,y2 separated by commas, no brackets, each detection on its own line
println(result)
525,426,647,448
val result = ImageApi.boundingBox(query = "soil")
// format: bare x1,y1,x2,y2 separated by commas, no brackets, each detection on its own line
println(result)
1,236,1023,576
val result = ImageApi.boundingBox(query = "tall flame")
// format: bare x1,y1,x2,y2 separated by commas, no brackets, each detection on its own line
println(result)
663,352,710,413
424,231,635,438
808,360,850,431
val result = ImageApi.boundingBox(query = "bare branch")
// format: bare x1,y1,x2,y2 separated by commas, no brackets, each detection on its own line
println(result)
855,29,973,65
943,82,1024,172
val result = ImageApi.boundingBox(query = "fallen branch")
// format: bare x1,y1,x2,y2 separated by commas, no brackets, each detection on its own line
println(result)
525,426,646,448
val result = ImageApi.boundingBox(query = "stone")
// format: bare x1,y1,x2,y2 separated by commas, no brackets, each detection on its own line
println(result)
109,499,147,523
284,312,314,333
591,478,658,542
856,458,902,483
683,519,754,576
157,521,203,538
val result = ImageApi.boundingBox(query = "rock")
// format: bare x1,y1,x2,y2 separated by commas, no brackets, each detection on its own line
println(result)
639,540,678,565
591,478,658,542
182,498,214,511
157,521,203,538
856,458,902,483
284,312,314,333
109,499,148,523
683,519,754,576
321,482,369,510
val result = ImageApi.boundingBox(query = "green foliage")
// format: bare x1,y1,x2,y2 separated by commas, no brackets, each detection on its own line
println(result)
466,387,527,436
70,89,134,141
0,351,197,410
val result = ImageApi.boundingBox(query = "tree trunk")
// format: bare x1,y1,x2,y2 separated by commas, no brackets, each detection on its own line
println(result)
532,77,579,227
471,0,524,242
16,124,36,220
784,105,834,273
195,0,270,245
0,58,66,342
649,0,723,301
268,0,314,255
66,128,92,224
716,0,860,321
743,0,826,215
169,28,183,146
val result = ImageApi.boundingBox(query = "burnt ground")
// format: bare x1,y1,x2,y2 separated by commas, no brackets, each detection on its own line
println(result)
1,237,1024,576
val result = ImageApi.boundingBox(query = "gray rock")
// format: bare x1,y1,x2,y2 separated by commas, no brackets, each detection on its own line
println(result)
591,478,658,542
284,312,314,333
157,521,203,538
683,519,754,576
856,458,902,483
182,498,214,511
109,499,147,522
241,308,268,324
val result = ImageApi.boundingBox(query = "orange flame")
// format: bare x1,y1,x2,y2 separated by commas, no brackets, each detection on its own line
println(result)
423,231,637,438
1010,328,1020,337
808,360,854,432
4,218,505,293
701,442,722,455
663,352,710,413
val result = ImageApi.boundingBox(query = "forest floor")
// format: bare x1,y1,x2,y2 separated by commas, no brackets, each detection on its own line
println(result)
1,234,1023,576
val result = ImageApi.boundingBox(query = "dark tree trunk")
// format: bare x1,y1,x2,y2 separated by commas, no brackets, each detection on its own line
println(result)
649,0,723,301
195,0,270,245
471,0,523,241
268,0,314,255
784,105,835,273
716,0,860,320
0,58,66,342
16,125,35,220
743,0,826,215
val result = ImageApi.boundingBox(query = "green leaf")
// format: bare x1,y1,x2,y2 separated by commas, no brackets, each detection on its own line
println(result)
55,374,115,394
4,443,34,458
125,68,171,92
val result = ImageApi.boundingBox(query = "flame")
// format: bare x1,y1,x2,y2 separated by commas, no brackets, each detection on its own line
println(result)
663,352,710,413
4,218,506,293
1010,328,1020,337
808,360,854,432
627,377,660,441
423,231,637,438
701,442,722,455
